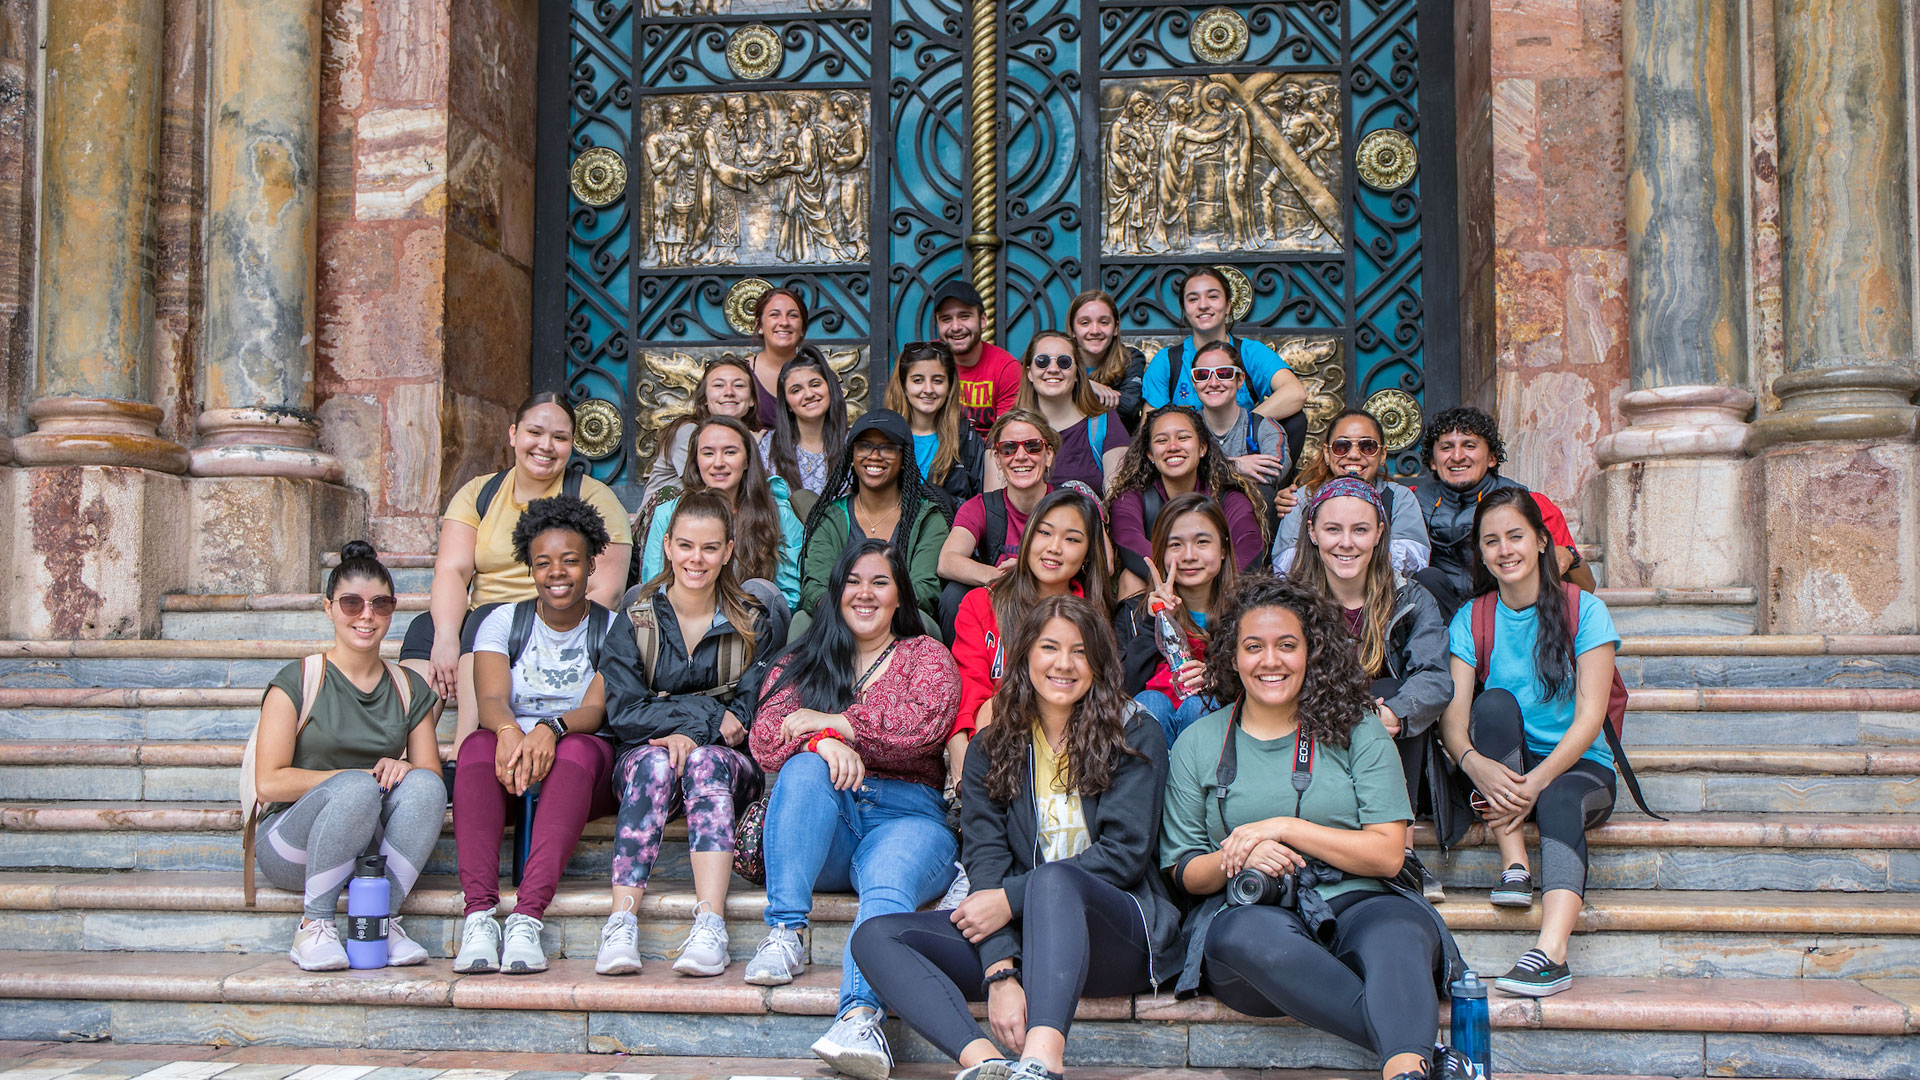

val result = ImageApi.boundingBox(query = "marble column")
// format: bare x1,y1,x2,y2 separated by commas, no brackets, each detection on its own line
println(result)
191,0,341,481
11,0,187,473
1595,0,1756,594
1748,0,1920,632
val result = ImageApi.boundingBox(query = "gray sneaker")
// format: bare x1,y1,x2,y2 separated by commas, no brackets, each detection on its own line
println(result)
811,1008,892,1080
452,910,501,973
955,1060,1057,1080
501,911,548,974
672,905,730,977
743,924,806,986
595,910,643,976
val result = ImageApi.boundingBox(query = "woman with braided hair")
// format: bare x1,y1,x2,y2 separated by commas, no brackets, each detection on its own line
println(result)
797,409,951,627
1106,405,1267,598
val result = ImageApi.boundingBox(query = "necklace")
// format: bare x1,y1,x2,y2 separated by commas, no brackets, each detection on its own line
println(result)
854,638,897,692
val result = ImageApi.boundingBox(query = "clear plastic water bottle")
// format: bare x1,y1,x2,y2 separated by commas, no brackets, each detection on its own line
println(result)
1449,969,1490,1079
1150,601,1193,703
345,854,390,969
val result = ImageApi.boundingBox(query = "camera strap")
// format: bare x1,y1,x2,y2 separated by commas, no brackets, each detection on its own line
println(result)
1211,702,1315,836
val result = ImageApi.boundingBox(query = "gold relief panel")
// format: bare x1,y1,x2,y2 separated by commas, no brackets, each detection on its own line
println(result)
637,90,871,269
632,346,870,466
1100,74,1343,258
645,0,867,13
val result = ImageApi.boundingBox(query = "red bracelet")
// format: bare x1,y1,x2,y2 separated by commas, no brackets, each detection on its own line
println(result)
805,730,846,755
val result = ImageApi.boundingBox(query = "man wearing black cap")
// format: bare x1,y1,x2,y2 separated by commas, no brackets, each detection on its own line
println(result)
930,281,1022,435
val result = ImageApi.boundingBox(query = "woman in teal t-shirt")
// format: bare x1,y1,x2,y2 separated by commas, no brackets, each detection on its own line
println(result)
1439,486,1620,999
1161,576,1456,1080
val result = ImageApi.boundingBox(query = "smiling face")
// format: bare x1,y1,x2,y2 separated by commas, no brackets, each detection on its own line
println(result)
694,424,749,494
1026,333,1078,402
1182,274,1228,335
1433,430,1496,490
510,402,575,482
1026,505,1091,593
1477,505,1547,590
850,430,903,491
1071,299,1116,360
528,528,591,613
1028,615,1092,713
934,299,982,358
1148,413,1203,480
1191,350,1242,409
1236,605,1307,711
326,576,395,651
839,551,900,643
758,294,805,351
900,358,950,420
782,364,832,423
1309,495,1382,583
1163,510,1225,589
666,513,733,593
702,365,753,420
994,420,1054,491
1326,414,1384,483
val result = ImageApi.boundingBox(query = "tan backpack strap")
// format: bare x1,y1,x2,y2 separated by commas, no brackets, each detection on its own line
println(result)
247,654,322,908
243,819,258,907
628,595,662,688
384,660,414,713
297,653,326,732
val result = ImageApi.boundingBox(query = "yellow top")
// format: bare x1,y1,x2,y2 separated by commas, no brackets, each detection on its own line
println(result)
1031,724,1089,863
443,466,634,608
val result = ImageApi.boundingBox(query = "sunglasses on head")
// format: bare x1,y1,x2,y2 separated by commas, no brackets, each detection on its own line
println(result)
1191,365,1240,384
1330,437,1382,457
1028,353,1075,371
332,594,397,617
995,438,1049,457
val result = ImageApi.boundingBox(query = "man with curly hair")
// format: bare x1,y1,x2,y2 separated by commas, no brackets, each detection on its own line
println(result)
1412,407,1593,619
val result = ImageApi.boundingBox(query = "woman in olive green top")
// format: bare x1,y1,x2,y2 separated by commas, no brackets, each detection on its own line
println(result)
1160,576,1444,1080
254,542,446,972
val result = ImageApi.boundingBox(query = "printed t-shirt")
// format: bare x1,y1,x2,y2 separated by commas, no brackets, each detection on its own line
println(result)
1051,413,1131,492
1032,725,1090,862
952,489,1046,561
1161,707,1411,901
1447,590,1620,768
444,467,634,608
262,660,439,812
1143,336,1291,412
955,343,1023,435
472,605,614,733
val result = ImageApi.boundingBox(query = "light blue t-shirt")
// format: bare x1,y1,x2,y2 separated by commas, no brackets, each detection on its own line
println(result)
1141,336,1290,411
913,433,941,485
1447,591,1620,768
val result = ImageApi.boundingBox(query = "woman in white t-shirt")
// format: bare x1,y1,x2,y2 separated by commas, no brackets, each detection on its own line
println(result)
451,495,618,976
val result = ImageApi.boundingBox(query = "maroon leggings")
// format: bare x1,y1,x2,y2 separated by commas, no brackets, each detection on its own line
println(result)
454,729,618,920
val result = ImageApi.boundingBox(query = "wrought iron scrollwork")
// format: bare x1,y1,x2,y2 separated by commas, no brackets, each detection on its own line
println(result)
997,0,1082,344
638,17,872,89
887,0,968,341
1101,261,1344,333
1099,1,1341,74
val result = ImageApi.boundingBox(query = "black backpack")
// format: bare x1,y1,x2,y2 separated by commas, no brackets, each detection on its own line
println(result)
505,598,613,672
476,462,585,517
972,490,1017,565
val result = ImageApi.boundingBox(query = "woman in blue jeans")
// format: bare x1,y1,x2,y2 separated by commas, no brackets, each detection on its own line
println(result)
1112,492,1235,746
748,538,962,1080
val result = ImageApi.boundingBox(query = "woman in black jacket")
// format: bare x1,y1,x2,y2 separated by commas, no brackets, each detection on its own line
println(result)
852,594,1181,1080
595,492,787,979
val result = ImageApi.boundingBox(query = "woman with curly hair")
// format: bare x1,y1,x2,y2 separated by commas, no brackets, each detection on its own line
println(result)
453,495,617,975
853,595,1181,1080
641,416,805,609
798,409,951,626
1107,405,1267,597
1161,575,1462,1080
757,346,848,503
887,339,987,514
647,358,762,502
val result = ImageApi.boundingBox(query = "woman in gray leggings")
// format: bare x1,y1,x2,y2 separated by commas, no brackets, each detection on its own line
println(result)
253,542,447,970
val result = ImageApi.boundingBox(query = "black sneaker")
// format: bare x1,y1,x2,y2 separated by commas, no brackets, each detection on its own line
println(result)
1488,863,1533,908
1494,947,1572,997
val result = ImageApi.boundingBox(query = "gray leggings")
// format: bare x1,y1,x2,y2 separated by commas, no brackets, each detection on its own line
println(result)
256,769,447,919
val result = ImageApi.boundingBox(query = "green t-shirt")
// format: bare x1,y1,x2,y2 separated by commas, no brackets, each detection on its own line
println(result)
1160,705,1412,901
264,659,439,779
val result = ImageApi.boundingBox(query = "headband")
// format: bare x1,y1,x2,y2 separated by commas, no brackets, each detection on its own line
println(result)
1307,476,1387,522
1056,480,1109,524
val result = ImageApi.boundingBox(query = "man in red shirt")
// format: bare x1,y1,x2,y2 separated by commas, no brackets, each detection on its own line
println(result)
930,281,1021,435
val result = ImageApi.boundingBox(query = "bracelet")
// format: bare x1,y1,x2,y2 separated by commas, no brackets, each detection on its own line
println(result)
982,967,1022,991
805,730,846,755
1460,748,1480,766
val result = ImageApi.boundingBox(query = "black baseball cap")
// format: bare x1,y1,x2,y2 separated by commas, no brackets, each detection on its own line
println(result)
930,281,985,315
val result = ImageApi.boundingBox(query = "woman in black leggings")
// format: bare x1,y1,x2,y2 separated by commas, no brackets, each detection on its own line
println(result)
853,595,1181,1080
1162,576,1460,1080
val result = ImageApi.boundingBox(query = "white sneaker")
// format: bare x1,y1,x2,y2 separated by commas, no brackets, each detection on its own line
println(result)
452,910,501,973
289,918,349,971
386,916,429,967
811,1007,892,1080
672,904,730,976
501,911,548,974
595,910,643,976
743,924,806,986
936,863,970,911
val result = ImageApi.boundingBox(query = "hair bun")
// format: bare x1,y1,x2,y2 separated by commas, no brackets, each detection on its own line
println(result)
339,540,379,563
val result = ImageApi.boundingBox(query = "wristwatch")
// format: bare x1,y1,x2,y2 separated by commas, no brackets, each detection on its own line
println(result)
539,716,568,739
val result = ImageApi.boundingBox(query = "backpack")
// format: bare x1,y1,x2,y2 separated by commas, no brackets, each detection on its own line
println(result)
1469,583,1662,820
1087,413,1109,477
625,592,751,702
475,462,585,518
240,655,416,905
506,599,614,672
972,490,1017,566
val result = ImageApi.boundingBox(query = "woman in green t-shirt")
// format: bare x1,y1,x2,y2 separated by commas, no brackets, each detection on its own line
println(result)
254,543,445,972
1160,576,1449,1080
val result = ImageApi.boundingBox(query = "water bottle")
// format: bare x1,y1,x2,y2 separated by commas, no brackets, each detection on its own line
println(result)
1150,601,1193,703
345,854,390,969
1449,969,1491,1079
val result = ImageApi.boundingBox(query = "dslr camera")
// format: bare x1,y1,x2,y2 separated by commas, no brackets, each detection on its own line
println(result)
1225,867,1297,908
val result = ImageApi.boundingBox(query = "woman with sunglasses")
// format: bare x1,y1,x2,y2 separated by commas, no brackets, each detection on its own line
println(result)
757,346,848,505
1015,330,1130,494
1270,408,1428,577
647,357,762,502
886,340,988,514
253,542,445,971
747,287,811,422
1114,492,1236,748
798,409,951,627
1067,289,1146,431
1189,339,1288,490
1107,405,1267,599
643,416,805,608
937,408,1059,637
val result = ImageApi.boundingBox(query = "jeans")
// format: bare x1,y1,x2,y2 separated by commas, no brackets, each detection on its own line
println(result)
1133,690,1217,749
762,751,958,1015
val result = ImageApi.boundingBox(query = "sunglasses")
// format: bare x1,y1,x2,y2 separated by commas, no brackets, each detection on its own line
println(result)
1028,353,1075,371
332,594,397,617
1329,437,1382,457
995,438,1050,457
853,441,903,459
1192,366,1240,384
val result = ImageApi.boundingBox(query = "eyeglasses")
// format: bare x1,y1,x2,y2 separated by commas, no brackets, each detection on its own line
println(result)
1192,366,1240,384
995,438,1050,458
1329,437,1382,457
852,441,903,460
1028,353,1075,371
332,594,397,617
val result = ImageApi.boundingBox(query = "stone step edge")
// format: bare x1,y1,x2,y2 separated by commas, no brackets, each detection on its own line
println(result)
8,742,1919,776
1,952,1912,1036
5,803,1919,850
9,872,1920,936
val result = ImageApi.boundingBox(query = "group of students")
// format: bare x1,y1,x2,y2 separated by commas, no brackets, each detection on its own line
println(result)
248,269,1628,1080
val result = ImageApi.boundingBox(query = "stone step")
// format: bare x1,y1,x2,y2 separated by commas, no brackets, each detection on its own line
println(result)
0,951,1913,1076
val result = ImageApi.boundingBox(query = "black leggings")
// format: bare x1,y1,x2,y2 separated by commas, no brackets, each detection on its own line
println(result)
1469,688,1616,896
850,861,1153,1059
1204,891,1441,1062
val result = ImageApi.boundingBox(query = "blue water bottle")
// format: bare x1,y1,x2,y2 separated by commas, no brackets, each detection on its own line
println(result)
344,854,390,969
1449,969,1491,1079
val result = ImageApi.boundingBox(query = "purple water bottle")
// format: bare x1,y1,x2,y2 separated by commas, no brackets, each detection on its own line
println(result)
345,854,390,969
1151,601,1193,703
